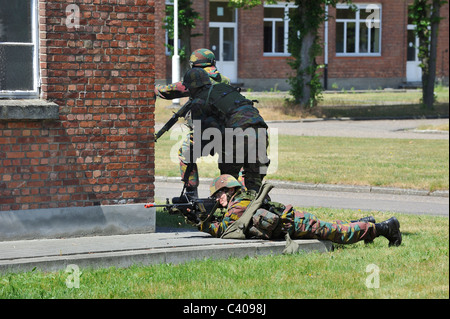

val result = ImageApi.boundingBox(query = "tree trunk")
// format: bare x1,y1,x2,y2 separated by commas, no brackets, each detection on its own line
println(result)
290,1,320,107
180,27,192,76
296,31,316,106
422,0,441,109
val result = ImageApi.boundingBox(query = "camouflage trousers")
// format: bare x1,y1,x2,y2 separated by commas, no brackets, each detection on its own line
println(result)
280,208,377,245
178,132,199,189
178,128,269,192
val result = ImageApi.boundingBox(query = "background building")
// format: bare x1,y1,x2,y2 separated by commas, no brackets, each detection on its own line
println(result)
155,0,449,91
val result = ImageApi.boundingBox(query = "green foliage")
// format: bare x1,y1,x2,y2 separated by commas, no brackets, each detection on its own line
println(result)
409,1,433,70
163,0,202,61
228,0,277,9
408,0,447,108
286,1,354,108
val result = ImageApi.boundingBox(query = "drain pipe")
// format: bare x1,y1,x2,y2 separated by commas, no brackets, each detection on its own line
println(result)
172,0,180,107
324,4,329,91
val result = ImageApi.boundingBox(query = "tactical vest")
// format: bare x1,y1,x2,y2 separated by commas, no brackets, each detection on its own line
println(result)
203,83,255,117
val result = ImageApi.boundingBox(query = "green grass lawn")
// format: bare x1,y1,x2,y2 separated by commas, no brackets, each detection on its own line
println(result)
1,209,448,299
155,132,449,191
156,87,449,121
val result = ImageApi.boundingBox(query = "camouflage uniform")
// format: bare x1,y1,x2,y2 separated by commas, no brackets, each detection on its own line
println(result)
200,178,378,244
154,65,230,99
154,49,230,191
184,69,269,192
154,48,230,99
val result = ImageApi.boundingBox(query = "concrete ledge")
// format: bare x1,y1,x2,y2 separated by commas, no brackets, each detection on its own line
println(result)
0,231,332,273
0,99,59,120
0,204,156,241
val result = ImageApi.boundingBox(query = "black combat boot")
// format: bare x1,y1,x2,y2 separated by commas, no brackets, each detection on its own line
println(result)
375,217,402,247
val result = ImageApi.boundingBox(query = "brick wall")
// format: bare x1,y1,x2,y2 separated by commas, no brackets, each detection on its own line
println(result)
436,1,449,81
154,0,167,82
238,5,294,81
0,0,156,211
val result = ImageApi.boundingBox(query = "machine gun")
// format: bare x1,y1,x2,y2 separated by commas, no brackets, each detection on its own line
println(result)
155,99,192,141
145,191,218,225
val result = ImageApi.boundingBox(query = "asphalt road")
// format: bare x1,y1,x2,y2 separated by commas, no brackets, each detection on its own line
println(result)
154,181,449,218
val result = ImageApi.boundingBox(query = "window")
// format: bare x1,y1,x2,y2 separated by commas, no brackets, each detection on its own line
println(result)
210,1,236,23
0,0,39,98
263,3,296,56
335,4,381,56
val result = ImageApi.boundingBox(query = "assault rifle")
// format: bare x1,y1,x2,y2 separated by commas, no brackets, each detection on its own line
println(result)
145,191,218,225
155,100,192,141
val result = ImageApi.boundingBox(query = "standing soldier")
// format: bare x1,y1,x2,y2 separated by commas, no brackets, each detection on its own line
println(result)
196,175,402,247
182,69,270,193
155,48,230,99
155,49,231,197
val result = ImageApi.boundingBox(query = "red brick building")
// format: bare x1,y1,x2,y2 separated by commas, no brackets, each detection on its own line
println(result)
156,0,449,90
0,0,156,240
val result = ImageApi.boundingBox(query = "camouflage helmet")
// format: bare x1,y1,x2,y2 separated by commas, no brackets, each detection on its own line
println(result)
189,48,216,67
182,68,211,90
210,174,242,197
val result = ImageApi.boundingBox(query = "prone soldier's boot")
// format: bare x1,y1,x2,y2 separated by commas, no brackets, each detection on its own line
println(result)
375,217,402,247
351,216,376,244
351,216,376,224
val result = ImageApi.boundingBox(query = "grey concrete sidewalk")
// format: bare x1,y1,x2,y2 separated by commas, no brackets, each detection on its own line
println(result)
0,230,331,274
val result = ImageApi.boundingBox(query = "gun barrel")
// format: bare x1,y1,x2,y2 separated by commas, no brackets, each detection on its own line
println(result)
144,202,194,209
154,100,192,141
144,203,169,208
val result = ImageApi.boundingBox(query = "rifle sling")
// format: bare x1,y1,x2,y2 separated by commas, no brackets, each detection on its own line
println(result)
220,182,274,240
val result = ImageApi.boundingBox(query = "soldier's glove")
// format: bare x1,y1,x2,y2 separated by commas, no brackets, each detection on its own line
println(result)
182,209,200,225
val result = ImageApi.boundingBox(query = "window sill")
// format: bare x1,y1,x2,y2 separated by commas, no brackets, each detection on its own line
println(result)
335,54,382,58
0,99,59,120
263,53,291,58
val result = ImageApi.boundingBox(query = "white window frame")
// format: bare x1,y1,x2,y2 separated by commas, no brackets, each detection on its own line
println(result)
0,0,40,98
263,2,296,57
335,3,382,57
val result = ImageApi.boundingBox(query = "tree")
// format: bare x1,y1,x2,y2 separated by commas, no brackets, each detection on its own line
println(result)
164,0,202,75
230,0,352,108
409,0,447,109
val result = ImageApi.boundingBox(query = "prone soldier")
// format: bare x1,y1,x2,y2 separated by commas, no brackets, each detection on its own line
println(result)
196,175,402,247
